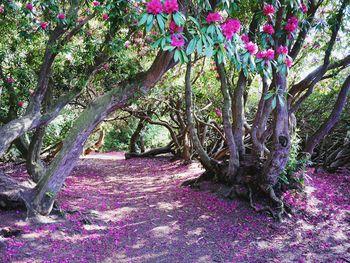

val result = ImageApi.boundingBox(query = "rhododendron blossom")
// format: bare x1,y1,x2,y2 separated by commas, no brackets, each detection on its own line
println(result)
245,42,258,55
169,20,183,33
40,22,48,30
285,16,298,32
17,101,24,107
266,49,275,60
263,24,274,35
256,50,267,59
25,3,33,10
93,1,100,6
215,108,222,118
170,34,185,48
263,4,275,16
206,12,222,24
0,6,4,13
6,77,14,84
102,14,109,20
147,0,162,15
241,34,249,44
277,45,288,55
300,3,308,13
163,0,178,14
285,57,293,68
221,19,241,40
57,13,65,20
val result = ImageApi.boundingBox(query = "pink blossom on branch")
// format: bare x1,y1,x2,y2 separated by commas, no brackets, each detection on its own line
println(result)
277,45,288,55
245,42,258,55
57,13,65,20
170,34,185,48
163,0,178,14
285,16,299,32
241,34,249,44
169,20,183,33
40,22,48,30
0,6,4,13
221,19,241,40
147,0,162,15
266,49,275,60
263,24,274,35
263,4,275,16
102,14,109,21
300,3,308,13
215,108,222,118
93,1,100,6
25,3,33,11
206,12,222,24
285,57,293,68
256,50,267,59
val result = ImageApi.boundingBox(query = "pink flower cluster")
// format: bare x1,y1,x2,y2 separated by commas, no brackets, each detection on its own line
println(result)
206,12,222,24
93,1,100,6
171,34,185,48
40,22,48,30
221,19,241,40
0,6,4,13
300,3,308,13
256,49,274,60
263,24,274,35
245,42,258,55
241,34,249,44
25,3,33,11
147,0,179,15
285,57,293,68
102,14,109,20
277,45,288,55
147,0,163,15
163,0,179,14
215,108,222,118
57,13,65,20
169,20,183,33
263,4,275,16
285,16,298,32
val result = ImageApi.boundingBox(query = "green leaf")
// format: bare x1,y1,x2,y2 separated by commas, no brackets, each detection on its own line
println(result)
189,16,200,28
156,14,164,31
272,96,277,109
174,49,181,62
163,45,176,51
196,38,203,54
186,38,197,55
264,92,274,100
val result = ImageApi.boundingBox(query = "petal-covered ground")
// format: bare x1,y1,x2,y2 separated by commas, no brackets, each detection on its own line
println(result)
0,152,349,263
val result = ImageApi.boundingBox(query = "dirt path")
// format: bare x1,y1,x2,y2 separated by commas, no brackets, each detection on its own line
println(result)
0,152,349,262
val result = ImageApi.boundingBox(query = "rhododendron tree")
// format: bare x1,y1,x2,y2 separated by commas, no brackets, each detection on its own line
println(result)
0,0,349,223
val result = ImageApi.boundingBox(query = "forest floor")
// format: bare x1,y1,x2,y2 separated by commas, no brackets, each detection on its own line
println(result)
0,152,349,263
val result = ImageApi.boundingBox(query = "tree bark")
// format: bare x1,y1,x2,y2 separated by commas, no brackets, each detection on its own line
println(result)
304,75,350,154
129,119,146,153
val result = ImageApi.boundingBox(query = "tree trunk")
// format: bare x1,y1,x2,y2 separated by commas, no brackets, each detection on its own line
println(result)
261,74,291,189
216,62,239,182
26,51,175,215
304,75,350,154
129,119,146,153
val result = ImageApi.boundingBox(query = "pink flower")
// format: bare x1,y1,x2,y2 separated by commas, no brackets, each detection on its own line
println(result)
170,34,185,48
163,0,178,14
93,1,100,6
40,22,48,30
57,13,65,20
263,4,275,16
102,14,109,20
277,45,288,55
285,22,297,32
221,19,241,40
215,108,222,118
300,3,308,13
102,63,109,70
17,101,24,107
263,24,274,35
169,20,183,33
285,57,293,68
245,42,258,55
206,12,222,24
147,0,162,15
266,49,275,60
288,16,298,25
256,50,267,59
0,6,4,13
124,41,130,48
25,3,33,10
6,77,14,84
241,34,249,44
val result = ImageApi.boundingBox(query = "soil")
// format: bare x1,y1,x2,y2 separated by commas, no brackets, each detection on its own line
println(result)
0,152,349,263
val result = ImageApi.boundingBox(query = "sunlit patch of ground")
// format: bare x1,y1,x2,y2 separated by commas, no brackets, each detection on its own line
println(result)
0,153,349,262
